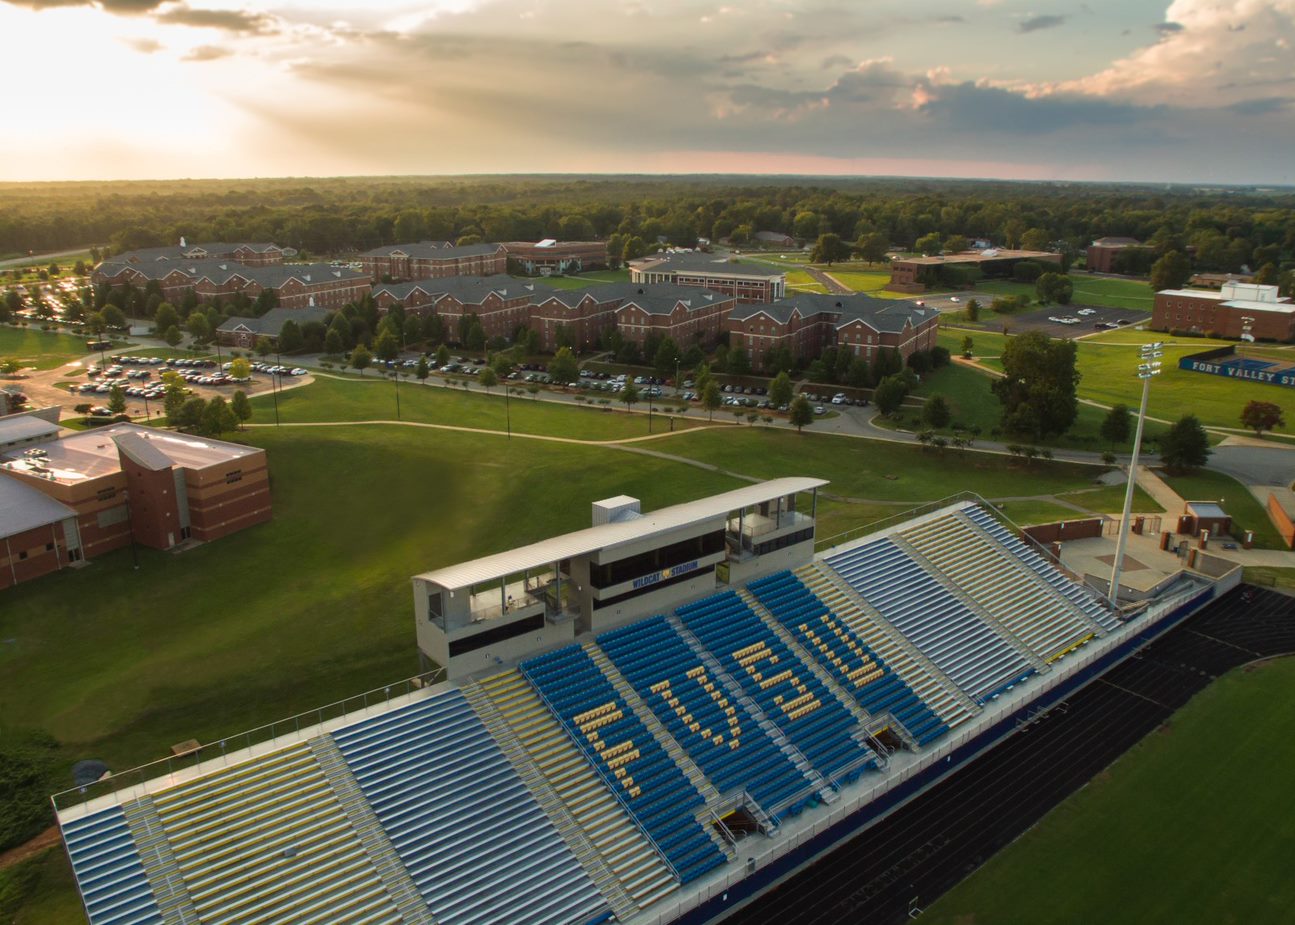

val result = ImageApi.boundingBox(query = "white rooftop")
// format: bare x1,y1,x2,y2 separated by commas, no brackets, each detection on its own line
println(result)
416,477,827,590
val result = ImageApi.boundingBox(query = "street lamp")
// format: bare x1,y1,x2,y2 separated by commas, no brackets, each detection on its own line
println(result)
1109,341,1162,601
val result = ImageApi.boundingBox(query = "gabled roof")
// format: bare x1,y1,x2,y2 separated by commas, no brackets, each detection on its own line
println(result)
631,252,785,280
728,292,934,332
216,307,331,336
96,260,366,289
373,274,554,306
362,242,504,260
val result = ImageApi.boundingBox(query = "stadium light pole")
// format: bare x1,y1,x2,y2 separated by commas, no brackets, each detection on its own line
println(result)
1108,342,1162,601
1240,315,1255,358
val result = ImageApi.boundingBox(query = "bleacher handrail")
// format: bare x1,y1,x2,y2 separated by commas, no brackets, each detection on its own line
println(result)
814,491,988,552
51,667,446,814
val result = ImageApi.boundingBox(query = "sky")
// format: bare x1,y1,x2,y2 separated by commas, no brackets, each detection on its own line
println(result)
1,0,1292,184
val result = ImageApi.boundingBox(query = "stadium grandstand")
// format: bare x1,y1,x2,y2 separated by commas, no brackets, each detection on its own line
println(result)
52,484,1237,925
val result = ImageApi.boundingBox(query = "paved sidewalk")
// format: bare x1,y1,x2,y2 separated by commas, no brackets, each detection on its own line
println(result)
1134,465,1186,514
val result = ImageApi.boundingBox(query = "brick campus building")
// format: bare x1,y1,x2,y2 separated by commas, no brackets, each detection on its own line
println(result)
1084,237,1149,274
93,259,370,310
505,240,609,276
629,252,787,303
886,249,1062,293
728,293,939,364
0,420,271,590
359,242,508,282
1153,282,1295,341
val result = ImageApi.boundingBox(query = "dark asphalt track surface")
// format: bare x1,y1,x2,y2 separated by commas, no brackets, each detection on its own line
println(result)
726,585,1295,925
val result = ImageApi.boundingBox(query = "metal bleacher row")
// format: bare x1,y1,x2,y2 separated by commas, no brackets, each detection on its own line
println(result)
747,571,948,746
676,590,875,784
598,616,815,820
60,806,162,925
332,690,609,925
961,505,1120,633
520,646,729,885
824,536,1037,704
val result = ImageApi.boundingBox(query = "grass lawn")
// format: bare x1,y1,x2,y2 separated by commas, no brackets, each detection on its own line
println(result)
0,850,83,925
0,426,743,778
249,375,706,440
1061,484,1164,514
995,499,1090,525
923,657,1295,925
784,270,827,293
662,428,1105,503
1242,567,1295,590
0,326,102,371
974,275,1155,312
1159,468,1287,548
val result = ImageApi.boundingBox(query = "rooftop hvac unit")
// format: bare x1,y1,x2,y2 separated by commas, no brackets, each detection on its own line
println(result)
592,496,640,527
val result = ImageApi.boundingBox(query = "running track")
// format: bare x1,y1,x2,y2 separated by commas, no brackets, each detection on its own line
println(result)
726,585,1295,924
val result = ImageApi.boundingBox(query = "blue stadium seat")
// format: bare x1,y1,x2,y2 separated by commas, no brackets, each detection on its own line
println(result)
748,571,948,746
675,590,875,783
60,806,164,925
520,645,726,885
599,616,814,819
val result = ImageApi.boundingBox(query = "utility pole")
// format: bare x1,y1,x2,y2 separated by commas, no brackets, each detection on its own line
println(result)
1109,341,1162,601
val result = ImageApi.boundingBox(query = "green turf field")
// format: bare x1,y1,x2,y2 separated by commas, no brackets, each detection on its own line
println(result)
1160,468,1287,549
249,374,706,440
0,326,104,371
973,274,1155,311
784,269,827,293
923,656,1295,925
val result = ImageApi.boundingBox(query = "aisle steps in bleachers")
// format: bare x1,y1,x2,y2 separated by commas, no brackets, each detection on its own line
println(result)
521,645,728,886
960,505,1120,633
61,805,164,925
307,736,435,924
675,590,878,789
798,563,979,730
745,573,948,749
890,533,1049,673
332,689,609,925
823,538,1036,704
467,671,676,918
598,615,819,824
149,741,404,925
119,795,198,925
900,511,1100,663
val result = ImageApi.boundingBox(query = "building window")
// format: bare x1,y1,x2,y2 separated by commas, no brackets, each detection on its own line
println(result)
46,542,55,552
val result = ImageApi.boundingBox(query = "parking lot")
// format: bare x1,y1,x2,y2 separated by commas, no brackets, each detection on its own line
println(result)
1004,304,1148,339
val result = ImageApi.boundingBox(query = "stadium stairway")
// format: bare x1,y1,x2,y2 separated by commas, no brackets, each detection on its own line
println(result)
797,562,980,730
119,795,197,925
148,740,405,925
899,509,1103,664
464,670,677,919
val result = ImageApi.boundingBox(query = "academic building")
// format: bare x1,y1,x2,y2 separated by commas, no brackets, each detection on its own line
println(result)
0,421,271,590
629,252,787,303
727,293,939,364
93,260,370,310
886,249,1062,293
1084,237,1149,274
359,242,508,282
1152,282,1295,342
107,240,294,267
505,240,609,276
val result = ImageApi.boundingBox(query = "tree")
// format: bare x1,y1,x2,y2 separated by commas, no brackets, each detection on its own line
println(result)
622,236,648,261
965,298,980,322
255,336,273,358
1159,414,1211,472
1035,272,1074,305
173,396,206,432
654,336,681,380
874,376,908,415
1100,404,1131,446
789,395,814,432
618,380,640,412
350,344,372,376
810,233,851,265
229,357,251,379
961,335,974,358
201,395,238,435
465,320,486,352
990,331,1080,439
701,380,722,421
101,305,127,329
1240,400,1285,437
943,234,969,254
478,366,498,393
435,344,451,367
549,346,579,385
186,313,211,345
153,302,179,334
914,232,943,256
415,356,429,380
231,390,252,429
923,394,952,429
1020,228,1051,252
769,370,793,408
108,384,127,416
162,379,187,421
727,346,750,376
854,231,889,264
374,329,400,362
163,324,183,348
324,328,344,355
277,320,303,354
1149,250,1191,291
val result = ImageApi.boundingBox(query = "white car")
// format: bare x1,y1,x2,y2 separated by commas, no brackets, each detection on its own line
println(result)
291,368,308,376
949,296,961,303
1077,308,1096,316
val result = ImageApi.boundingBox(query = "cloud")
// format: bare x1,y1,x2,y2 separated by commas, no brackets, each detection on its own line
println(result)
1154,21,1184,34
155,4,277,33
3,0,161,9
820,54,852,69
1018,14,1066,33
935,14,965,24
123,36,162,53
1224,96,1291,114
183,43,232,61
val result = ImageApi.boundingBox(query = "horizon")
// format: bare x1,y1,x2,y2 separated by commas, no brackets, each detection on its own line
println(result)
3,0,1293,186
